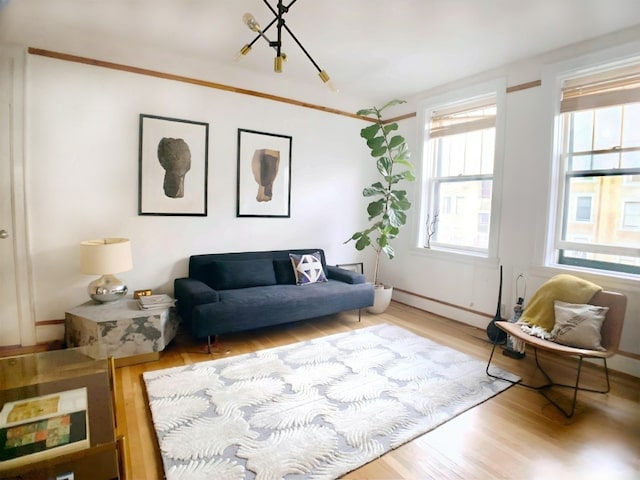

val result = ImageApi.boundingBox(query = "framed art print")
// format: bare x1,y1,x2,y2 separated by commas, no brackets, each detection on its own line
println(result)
138,114,209,216
0,388,89,469
237,128,292,217
336,263,364,274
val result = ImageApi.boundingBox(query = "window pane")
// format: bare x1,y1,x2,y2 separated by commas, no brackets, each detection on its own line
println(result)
621,151,640,168
481,129,495,174
465,131,482,174
593,106,622,150
436,130,495,177
563,175,640,247
435,180,491,249
623,202,640,228
570,154,592,171
571,110,594,152
576,196,592,222
622,103,640,147
592,152,620,169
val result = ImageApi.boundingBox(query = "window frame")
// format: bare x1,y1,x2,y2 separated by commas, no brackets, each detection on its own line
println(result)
542,46,640,279
414,78,506,262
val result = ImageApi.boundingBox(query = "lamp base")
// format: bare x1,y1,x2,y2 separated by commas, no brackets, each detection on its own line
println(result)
88,274,128,303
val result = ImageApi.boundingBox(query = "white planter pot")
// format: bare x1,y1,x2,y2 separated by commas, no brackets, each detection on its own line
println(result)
367,284,393,314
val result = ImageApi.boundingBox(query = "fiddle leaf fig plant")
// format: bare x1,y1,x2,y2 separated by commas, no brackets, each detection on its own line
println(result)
346,99,415,285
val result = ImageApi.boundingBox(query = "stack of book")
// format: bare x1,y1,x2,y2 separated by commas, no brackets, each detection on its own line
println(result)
137,294,176,310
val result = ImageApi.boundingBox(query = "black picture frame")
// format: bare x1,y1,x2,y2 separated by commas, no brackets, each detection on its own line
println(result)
336,263,364,274
237,128,292,217
138,114,209,216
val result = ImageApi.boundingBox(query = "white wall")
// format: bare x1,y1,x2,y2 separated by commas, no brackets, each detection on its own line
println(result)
383,29,640,377
17,27,640,377
24,54,377,334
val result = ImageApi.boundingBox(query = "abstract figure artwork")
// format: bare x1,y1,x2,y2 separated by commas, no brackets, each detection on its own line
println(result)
157,137,191,198
251,148,280,202
139,114,208,216
237,129,292,217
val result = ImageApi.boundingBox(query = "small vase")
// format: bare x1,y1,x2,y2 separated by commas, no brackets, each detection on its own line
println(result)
368,284,393,314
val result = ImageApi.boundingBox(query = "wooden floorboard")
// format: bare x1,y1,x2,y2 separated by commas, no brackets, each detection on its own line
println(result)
115,302,640,479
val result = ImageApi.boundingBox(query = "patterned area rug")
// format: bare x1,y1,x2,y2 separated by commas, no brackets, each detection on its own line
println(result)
143,324,518,479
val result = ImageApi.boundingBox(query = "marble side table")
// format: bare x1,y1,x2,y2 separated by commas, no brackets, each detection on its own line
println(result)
65,297,180,366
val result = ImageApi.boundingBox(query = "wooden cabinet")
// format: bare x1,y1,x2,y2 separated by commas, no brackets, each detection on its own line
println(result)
0,348,123,480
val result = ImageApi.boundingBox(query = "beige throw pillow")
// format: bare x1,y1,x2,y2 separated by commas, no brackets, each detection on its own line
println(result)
551,301,609,351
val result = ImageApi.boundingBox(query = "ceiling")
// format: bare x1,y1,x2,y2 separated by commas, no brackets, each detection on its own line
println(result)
2,0,640,104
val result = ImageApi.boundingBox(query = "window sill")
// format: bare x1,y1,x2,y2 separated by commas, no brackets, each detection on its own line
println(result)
531,263,640,292
410,246,500,268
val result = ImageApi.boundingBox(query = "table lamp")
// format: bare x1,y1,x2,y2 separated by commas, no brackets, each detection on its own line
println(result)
80,238,132,303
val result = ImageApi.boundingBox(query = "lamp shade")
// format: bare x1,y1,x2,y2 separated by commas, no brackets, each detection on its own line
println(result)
80,238,132,275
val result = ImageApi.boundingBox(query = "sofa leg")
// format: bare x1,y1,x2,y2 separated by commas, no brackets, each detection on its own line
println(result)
207,335,220,354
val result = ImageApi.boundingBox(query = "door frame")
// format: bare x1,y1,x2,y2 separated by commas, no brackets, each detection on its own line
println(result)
1,46,35,346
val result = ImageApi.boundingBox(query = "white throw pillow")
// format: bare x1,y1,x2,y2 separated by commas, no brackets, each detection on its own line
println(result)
551,301,609,351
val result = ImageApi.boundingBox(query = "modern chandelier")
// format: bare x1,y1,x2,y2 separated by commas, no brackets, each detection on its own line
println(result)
236,0,337,91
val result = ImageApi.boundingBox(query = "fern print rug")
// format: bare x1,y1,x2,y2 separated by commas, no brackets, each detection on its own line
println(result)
143,323,518,479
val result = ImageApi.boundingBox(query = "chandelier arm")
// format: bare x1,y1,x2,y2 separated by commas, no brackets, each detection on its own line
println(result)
281,23,322,73
247,16,278,48
261,0,299,17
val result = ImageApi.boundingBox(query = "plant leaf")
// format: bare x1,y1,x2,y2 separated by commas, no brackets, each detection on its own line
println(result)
381,244,395,259
367,199,385,219
363,185,386,197
383,123,398,134
367,136,385,150
377,157,392,176
360,124,380,140
388,135,405,149
370,146,387,158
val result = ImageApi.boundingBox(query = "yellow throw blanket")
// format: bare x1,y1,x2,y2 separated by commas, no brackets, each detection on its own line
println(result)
519,274,601,332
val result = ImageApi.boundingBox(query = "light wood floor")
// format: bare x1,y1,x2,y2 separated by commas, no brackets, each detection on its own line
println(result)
114,302,640,479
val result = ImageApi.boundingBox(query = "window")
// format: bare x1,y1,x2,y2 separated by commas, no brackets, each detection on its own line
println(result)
552,60,640,275
419,80,504,256
575,196,593,222
623,201,640,228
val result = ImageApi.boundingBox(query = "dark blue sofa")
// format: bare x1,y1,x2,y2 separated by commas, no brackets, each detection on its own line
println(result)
174,249,374,349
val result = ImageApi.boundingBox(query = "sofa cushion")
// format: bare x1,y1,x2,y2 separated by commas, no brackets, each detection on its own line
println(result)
550,301,609,351
204,259,277,290
273,259,297,285
289,252,328,285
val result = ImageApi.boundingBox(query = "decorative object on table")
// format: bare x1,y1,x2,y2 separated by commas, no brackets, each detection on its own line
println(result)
134,289,152,299
0,388,89,469
138,114,209,216
336,262,364,274
236,129,292,217
137,294,176,310
425,211,439,248
502,273,527,359
235,0,337,92
143,323,518,479
486,265,507,343
80,238,132,303
345,99,415,313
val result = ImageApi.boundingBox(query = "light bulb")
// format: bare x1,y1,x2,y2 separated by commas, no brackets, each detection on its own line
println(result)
234,44,252,61
242,12,261,32
318,70,339,93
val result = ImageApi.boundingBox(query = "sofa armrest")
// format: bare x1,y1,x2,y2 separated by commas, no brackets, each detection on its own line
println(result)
327,265,367,284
